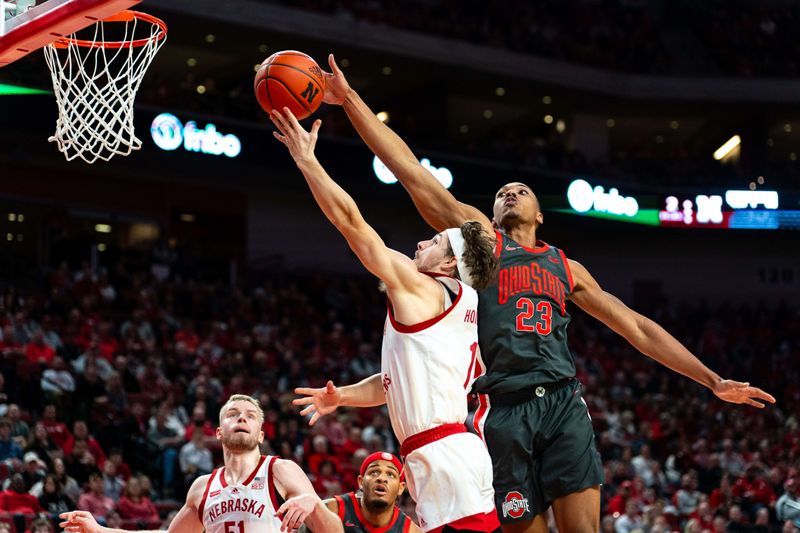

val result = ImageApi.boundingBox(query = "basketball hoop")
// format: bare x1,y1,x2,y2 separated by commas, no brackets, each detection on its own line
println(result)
42,10,166,163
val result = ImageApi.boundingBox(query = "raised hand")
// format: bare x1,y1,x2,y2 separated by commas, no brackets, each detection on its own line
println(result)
59,511,103,533
292,380,342,426
270,107,321,167
321,54,351,106
276,493,318,532
712,379,776,408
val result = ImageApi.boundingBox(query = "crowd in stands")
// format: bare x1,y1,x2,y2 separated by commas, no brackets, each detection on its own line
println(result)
0,251,796,533
271,0,800,79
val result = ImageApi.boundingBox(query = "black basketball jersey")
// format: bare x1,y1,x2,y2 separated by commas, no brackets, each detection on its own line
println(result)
334,492,412,533
473,232,575,394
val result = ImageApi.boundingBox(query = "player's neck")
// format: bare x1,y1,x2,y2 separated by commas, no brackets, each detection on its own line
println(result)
222,448,262,484
503,224,538,248
358,498,395,528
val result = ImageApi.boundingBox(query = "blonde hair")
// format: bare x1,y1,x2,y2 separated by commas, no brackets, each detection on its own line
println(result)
219,394,264,424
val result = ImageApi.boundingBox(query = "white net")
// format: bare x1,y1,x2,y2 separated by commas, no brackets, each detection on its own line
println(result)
42,11,166,164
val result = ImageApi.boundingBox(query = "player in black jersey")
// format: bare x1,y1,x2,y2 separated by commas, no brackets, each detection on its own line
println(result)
319,56,777,533
323,452,418,533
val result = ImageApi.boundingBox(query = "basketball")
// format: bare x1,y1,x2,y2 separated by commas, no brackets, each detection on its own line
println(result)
254,51,326,120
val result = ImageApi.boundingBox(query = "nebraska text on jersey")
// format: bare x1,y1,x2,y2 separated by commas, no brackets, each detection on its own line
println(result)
207,497,267,521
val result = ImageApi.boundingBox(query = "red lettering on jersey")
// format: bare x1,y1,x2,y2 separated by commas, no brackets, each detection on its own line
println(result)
498,268,509,304
382,373,392,392
464,309,477,323
246,499,257,514
255,504,266,518
529,263,542,294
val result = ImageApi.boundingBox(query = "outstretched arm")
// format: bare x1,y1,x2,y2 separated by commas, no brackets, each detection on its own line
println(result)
568,259,776,408
293,375,385,426
323,55,491,233
60,475,207,533
271,108,421,292
273,459,343,533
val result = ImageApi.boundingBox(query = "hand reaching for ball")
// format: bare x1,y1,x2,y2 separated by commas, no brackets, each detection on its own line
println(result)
322,54,351,106
270,107,322,168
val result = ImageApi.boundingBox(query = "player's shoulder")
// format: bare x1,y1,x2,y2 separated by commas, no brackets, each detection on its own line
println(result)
185,471,214,507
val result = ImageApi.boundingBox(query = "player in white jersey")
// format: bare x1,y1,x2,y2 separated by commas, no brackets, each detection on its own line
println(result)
267,108,500,533
60,395,343,533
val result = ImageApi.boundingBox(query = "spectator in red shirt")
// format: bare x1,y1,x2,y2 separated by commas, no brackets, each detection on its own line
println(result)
307,434,337,476
183,403,216,447
116,476,158,524
24,330,55,365
0,474,42,514
710,473,734,511
40,404,72,450
63,420,106,466
312,460,343,500
77,472,114,522
733,464,776,511
608,480,633,516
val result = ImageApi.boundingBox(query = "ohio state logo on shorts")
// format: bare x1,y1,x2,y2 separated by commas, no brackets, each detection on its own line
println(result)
502,491,530,519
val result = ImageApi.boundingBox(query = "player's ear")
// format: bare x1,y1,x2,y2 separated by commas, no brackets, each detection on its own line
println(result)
258,430,264,444
357,475,364,490
536,211,544,226
397,481,405,497
215,427,223,440
491,218,499,230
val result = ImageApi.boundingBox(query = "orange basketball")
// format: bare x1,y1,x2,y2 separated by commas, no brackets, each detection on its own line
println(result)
254,51,326,120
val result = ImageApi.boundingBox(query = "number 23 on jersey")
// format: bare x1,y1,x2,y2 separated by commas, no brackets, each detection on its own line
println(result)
515,299,552,334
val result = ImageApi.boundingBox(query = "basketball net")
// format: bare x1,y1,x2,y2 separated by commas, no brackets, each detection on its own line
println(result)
42,11,166,164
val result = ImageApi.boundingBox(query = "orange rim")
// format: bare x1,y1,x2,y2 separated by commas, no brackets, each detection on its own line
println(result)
51,10,167,49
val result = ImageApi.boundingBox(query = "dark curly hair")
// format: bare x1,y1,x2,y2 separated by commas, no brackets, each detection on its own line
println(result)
446,221,499,291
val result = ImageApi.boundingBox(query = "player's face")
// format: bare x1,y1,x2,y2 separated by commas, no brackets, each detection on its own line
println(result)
492,182,542,228
414,231,456,275
359,460,404,511
217,401,264,452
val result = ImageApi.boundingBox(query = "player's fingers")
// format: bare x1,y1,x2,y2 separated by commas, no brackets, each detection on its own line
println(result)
294,387,319,396
745,398,765,408
269,112,289,134
299,405,315,417
282,107,302,129
328,53,339,75
281,508,299,531
309,411,321,426
325,380,336,394
750,388,776,403
310,119,322,138
272,132,287,145
272,109,293,135
292,396,313,406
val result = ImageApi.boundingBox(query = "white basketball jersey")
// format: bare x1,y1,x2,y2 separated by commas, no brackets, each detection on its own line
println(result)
382,275,486,442
199,455,283,533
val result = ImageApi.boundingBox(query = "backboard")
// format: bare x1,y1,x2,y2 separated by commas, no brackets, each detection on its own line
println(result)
0,0,141,67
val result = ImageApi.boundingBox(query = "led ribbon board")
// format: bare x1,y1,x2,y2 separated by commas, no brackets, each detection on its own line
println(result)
150,113,241,158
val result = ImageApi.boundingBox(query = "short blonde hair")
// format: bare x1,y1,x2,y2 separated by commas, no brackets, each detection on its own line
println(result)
219,394,264,424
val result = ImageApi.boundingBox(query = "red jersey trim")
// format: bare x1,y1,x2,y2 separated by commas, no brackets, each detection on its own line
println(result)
493,230,503,258
473,394,490,443
197,468,218,521
426,511,501,533
519,240,550,254
558,249,574,292
267,456,280,512
334,495,345,521
400,423,467,458
387,274,463,334
402,517,412,533
350,492,402,533
220,454,267,489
